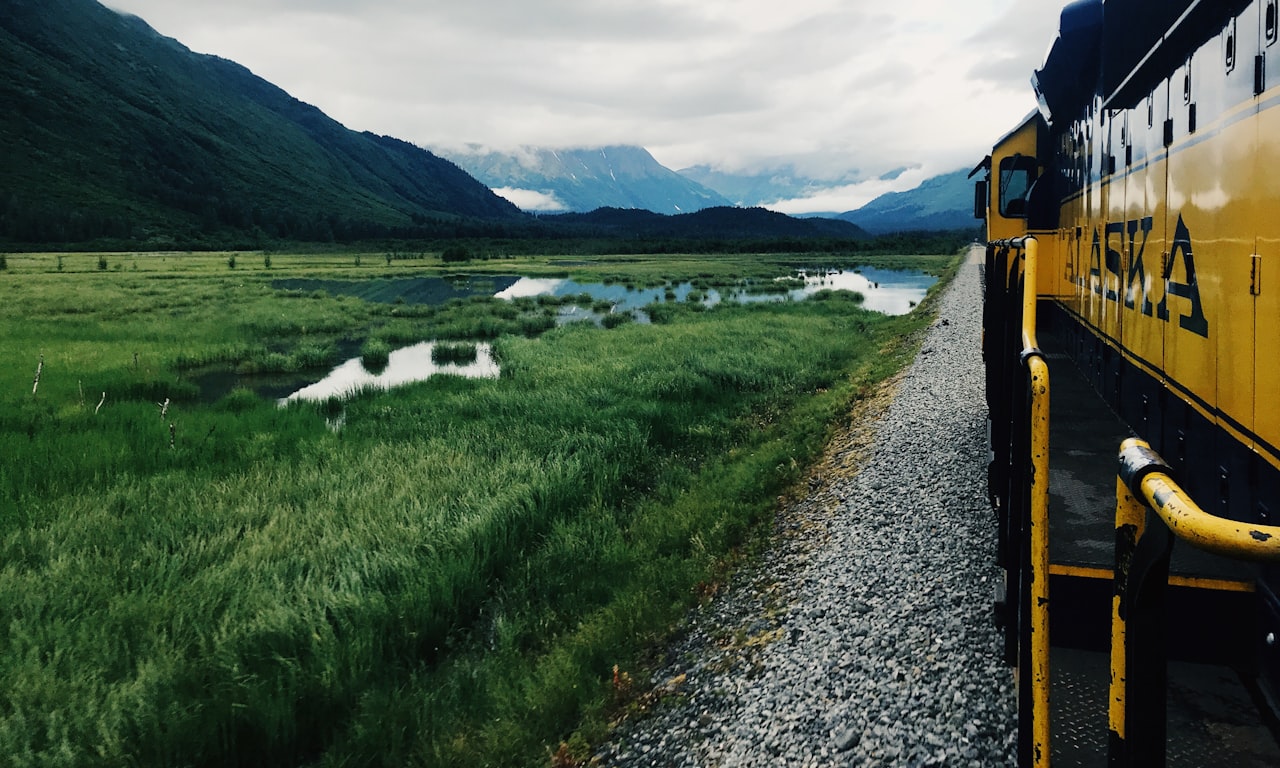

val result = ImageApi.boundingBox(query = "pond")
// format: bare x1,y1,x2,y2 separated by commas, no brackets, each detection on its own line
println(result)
198,267,935,409
272,266,935,318
191,341,499,406
279,341,499,404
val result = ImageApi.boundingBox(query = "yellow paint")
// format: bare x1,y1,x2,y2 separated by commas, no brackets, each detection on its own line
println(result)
1122,439,1280,561
992,76,1280,478
1166,575,1256,593
1028,353,1052,767
1110,476,1145,745
987,114,1042,243
1047,564,1112,580
1020,237,1053,767
1254,90,1280,470
1046,563,1255,593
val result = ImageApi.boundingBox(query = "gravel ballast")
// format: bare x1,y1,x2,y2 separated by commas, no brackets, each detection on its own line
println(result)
595,247,1017,767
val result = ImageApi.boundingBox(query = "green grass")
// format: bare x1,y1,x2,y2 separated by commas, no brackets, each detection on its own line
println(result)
0,249,957,767
432,341,478,364
360,337,392,371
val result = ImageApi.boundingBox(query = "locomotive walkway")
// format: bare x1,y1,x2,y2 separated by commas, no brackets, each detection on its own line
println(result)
595,247,1017,766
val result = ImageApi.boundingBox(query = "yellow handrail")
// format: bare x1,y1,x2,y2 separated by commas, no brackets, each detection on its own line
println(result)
1119,437,1280,561
1109,437,1280,764
994,236,1052,767
1020,238,1051,767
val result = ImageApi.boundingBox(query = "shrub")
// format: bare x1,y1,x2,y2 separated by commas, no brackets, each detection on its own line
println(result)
97,255,108,271
601,312,634,329
441,246,470,263
519,315,556,336
227,255,237,269
361,338,391,372
218,388,261,413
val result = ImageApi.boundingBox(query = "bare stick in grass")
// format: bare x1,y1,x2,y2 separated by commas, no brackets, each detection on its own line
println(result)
32,355,43,396
95,392,106,415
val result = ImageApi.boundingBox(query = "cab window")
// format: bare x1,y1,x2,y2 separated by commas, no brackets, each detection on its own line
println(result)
998,156,1037,217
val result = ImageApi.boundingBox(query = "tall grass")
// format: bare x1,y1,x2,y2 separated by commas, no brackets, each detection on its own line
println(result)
0,251,955,767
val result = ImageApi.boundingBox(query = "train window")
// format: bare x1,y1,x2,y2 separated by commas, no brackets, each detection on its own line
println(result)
998,155,1036,218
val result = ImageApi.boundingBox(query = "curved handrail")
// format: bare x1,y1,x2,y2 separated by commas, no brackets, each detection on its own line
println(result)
1110,437,1280,765
1119,438,1280,561
991,236,1051,766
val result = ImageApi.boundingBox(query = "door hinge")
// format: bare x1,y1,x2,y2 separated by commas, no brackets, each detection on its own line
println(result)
1252,253,1263,296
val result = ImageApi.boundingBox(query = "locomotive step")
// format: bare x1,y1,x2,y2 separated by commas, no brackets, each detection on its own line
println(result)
1050,646,1280,767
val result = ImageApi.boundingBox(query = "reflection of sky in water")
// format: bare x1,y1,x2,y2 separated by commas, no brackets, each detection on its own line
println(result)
494,268,932,317
795,267,935,315
494,278,568,299
278,268,934,318
279,341,498,404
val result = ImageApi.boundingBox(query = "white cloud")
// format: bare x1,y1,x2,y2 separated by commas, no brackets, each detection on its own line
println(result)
491,187,569,212
107,0,1067,201
766,168,936,215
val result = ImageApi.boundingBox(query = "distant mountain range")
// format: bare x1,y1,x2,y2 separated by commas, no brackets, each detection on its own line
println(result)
541,206,869,241
0,0,524,246
447,143,978,235
676,164,869,208
834,169,979,234
438,145,730,215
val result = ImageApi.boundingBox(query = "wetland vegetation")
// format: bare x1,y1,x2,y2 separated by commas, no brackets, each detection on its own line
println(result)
0,247,957,767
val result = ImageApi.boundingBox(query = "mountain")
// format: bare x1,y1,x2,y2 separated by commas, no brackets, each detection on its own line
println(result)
835,169,979,234
438,145,731,214
676,164,867,208
541,206,869,241
0,0,525,247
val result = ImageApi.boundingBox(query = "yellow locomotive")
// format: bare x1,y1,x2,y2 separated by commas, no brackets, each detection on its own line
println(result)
977,0,1280,764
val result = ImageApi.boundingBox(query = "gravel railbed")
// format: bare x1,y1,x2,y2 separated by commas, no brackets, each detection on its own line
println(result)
594,248,1017,767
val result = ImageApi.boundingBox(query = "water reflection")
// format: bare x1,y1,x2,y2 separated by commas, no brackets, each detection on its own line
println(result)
794,267,936,315
274,267,934,317
279,341,499,404
495,277,701,315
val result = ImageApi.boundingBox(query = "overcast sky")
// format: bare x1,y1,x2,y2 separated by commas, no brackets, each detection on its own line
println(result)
105,0,1066,212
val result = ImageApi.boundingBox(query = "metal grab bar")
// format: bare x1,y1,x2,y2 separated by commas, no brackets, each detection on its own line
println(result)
1120,438,1280,560
988,236,1052,767
1109,438,1280,766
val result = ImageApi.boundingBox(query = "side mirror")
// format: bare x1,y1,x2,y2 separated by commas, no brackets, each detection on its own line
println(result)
973,180,988,220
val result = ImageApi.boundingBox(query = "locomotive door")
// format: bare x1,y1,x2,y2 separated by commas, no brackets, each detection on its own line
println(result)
1253,0,1280,509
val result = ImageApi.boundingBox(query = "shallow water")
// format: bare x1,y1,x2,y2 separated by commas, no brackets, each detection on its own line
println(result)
278,341,498,404
274,267,935,317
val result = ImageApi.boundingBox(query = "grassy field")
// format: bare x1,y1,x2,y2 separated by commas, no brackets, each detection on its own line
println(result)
0,249,957,767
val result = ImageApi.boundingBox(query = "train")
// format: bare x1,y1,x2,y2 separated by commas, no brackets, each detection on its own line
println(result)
975,0,1280,764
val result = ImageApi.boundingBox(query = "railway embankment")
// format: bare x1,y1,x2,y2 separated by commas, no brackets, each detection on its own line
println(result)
596,247,1017,766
